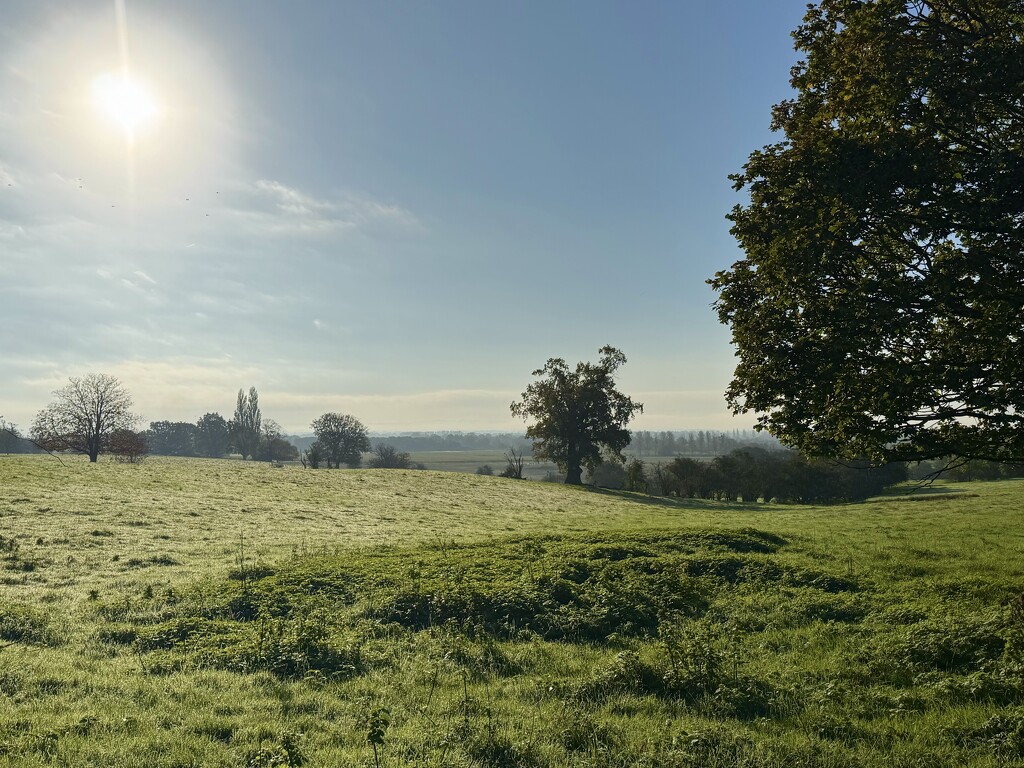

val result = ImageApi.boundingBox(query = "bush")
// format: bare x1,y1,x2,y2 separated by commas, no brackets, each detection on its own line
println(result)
107,429,149,463
588,460,626,489
624,458,647,492
368,444,412,469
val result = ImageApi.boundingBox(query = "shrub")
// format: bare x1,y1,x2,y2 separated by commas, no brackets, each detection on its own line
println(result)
624,458,647,492
368,444,412,469
588,460,626,489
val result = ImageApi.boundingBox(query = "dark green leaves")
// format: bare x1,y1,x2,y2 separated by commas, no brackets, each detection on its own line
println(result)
511,346,643,484
711,0,1024,463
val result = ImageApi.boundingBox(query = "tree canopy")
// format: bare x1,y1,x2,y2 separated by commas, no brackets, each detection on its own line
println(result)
710,0,1024,464
195,412,230,458
310,413,370,469
31,374,137,462
511,346,643,485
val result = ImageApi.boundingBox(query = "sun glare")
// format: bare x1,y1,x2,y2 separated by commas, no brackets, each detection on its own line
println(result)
92,71,162,141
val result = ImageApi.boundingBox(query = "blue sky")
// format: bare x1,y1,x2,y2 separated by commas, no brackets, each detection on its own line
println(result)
1,1,808,433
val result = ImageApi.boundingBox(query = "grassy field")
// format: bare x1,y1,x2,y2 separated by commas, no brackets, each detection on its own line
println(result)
1,455,1023,766
404,451,560,480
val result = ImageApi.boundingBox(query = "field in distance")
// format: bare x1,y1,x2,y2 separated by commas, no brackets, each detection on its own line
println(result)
0,455,1023,766
407,450,687,479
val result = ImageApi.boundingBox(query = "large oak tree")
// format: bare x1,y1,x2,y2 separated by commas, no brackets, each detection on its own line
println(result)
710,0,1024,464
511,346,643,485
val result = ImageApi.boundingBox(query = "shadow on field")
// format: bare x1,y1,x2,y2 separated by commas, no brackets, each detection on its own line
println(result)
580,485,756,513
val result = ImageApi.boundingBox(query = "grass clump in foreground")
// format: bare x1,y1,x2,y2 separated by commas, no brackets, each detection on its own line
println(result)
0,456,1023,765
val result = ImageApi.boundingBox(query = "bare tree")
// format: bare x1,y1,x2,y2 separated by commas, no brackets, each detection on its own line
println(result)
500,447,525,479
108,429,149,464
31,374,137,463
368,443,412,469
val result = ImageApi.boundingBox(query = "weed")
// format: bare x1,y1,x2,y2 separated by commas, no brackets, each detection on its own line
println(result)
239,730,305,767
358,704,390,768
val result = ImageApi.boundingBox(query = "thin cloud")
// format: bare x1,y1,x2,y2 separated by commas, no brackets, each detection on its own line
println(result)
230,179,420,236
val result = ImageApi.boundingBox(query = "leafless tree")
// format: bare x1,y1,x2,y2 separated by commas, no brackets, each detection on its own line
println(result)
368,443,412,469
31,374,137,462
108,429,149,464
500,447,525,479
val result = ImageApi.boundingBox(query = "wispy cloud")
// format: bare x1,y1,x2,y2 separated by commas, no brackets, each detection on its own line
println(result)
230,179,420,237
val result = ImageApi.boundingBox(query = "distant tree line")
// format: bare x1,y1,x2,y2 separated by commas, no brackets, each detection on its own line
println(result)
145,414,298,462
908,459,1024,484
144,389,297,463
0,417,41,454
627,429,780,458
607,448,908,504
288,432,534,455
316,432,533,454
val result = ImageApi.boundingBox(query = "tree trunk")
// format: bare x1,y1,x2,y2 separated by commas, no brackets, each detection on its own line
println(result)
565,462,583,485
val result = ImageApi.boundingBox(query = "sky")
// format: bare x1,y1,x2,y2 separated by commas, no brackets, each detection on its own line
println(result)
1,1,810,434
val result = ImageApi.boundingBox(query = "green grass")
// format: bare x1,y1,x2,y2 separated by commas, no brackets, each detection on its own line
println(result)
1,455,1023,766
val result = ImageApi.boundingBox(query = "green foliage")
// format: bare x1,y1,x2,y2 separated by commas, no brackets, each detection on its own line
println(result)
357,704,389,767
310,413,370,469
956,709,1024,760
624,458,647,492
655,448,907,503
511,346,643,485
146,421,198,457
240,731,305,767
232,387,262,460
710,0,1024,464
0,417,36,454
195,412,230,458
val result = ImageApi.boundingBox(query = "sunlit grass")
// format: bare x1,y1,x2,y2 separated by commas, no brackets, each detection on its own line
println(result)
0,455,1022,766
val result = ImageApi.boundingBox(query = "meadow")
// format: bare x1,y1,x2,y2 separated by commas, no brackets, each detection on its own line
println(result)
1,455,1023,766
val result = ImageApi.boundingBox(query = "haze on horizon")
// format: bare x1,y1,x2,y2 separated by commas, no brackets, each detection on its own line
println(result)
1,1,810,435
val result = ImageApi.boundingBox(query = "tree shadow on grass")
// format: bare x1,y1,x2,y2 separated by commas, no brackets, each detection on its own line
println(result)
578,485,766,514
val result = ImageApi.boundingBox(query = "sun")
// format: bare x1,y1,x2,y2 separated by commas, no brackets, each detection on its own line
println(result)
92,71,162,141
